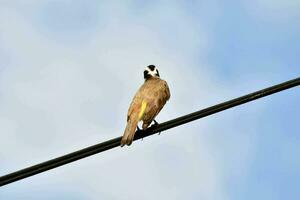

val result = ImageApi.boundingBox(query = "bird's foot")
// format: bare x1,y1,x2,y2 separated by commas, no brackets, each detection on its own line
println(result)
153,120,162,135
136,126,144,141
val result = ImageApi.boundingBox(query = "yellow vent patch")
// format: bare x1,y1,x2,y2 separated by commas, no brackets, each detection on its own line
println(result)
138,100,147,119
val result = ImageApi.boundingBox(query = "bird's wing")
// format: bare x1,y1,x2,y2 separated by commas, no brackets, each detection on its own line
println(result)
127,82,148,121
161,79,170,101
142,79,170,125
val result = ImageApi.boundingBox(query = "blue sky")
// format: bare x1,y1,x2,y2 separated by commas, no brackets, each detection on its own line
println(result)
0,1,299,199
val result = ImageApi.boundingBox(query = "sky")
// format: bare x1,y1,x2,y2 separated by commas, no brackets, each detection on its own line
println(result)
0,0,299,199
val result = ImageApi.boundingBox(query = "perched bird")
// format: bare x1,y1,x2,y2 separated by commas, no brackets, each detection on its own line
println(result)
121,65,170,146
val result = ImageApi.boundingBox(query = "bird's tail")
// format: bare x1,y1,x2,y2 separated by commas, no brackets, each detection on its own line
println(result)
121,112,139,147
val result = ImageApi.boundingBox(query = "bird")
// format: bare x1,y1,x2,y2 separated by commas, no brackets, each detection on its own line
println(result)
121,65,170,147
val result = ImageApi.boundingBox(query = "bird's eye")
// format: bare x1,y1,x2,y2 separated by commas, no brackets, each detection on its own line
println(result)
144,70,150,79
156,69,160,77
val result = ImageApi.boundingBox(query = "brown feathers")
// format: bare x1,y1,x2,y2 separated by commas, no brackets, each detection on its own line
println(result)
121,77,170,146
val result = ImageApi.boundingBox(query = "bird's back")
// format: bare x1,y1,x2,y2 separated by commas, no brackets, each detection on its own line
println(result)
127,77,170,126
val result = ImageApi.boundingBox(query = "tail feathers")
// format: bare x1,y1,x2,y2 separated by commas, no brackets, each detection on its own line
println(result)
121,113,139,147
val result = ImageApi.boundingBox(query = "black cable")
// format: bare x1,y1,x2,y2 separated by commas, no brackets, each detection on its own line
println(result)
1,77,299,187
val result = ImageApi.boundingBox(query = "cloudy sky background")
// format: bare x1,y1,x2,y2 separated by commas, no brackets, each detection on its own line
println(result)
0,0,299,199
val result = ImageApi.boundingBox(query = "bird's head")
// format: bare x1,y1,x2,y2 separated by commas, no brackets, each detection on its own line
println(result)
144,65,160,80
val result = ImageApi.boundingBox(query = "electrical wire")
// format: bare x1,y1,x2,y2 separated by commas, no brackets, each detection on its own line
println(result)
0,77,299,187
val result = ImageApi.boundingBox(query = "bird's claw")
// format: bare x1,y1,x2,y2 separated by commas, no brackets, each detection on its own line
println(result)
136,126,144,141
153,120,162,135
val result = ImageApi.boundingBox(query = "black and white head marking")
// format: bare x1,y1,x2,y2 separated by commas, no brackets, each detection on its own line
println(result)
144,65,160,80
